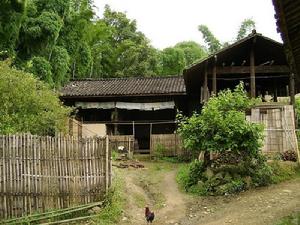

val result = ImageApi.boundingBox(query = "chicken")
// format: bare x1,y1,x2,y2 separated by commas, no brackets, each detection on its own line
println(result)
145,206,155,223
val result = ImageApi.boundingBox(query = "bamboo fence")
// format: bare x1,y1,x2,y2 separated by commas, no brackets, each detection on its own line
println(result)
150,134,190,157
0,134,111,220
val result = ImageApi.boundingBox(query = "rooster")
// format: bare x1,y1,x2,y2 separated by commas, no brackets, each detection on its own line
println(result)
145,206,155,223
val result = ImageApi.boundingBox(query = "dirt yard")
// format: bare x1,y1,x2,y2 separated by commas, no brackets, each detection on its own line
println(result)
115,160,300,225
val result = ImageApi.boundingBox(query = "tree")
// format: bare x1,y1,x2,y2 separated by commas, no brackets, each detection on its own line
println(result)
0,0,27,57
175,41,207,66
198,25,222,54
199,19,256,54
160,47,186,75
50,46,70,86
0,61,71,135
236,18,256,41
26,56,54,85
178,83,263,166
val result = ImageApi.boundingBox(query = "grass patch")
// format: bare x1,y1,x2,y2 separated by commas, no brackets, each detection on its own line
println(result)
137,173,166,209
132,192,147,208
91,171,125,225
276,212,300,225
269,161,300,183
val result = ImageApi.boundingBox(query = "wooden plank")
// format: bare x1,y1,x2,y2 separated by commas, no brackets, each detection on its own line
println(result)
207,65,290,75
250,46,256,98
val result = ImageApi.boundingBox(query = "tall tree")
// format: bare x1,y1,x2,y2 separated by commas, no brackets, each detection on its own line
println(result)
160,47,186,76
198,25,222,54
0,0,27,57
175,41,207,66
236,18,256,41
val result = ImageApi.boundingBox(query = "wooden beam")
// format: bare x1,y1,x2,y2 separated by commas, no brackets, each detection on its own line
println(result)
250,46,256,98
203,62,208,101
212,57,217,95
290,73,295,106
207,65,290,75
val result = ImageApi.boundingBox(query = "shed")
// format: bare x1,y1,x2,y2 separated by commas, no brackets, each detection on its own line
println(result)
183,31,292,112
273,0,300,95
60,76,187,153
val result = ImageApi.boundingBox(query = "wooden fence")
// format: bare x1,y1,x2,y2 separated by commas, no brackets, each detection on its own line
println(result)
150,134,190,158
108,135,134,153
0,134,111,220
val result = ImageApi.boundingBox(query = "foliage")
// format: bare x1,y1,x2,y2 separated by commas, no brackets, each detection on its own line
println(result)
160,47,186,75
198,25,222,54
26,56,54,85
0,61,71,135
199,19,256,54
153,143,167,159
178,82,262,158
269,161,300,183
0,0,27,57
236,18,256,41
92,174,125,225
276,212,300,225
175,41,207,66
50,46,70,87
176,83,274,196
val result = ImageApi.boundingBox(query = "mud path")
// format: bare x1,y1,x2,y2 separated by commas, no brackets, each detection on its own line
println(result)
116,162,300,225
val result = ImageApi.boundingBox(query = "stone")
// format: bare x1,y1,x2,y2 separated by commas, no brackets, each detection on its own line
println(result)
92,206,101,213
204,168,214,179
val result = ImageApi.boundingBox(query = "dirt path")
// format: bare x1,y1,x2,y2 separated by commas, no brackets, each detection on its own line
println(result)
156,170,190,224
181,178,300,225
116,161,300,225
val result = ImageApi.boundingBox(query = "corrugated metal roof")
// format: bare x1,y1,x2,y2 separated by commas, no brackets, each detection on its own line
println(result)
60,76,186,97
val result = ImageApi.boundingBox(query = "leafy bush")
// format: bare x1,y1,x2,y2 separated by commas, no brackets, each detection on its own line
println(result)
178,82,263,164
176,160,205,192
176,83,277,196
153,143,167,159
0,60,71,135
216,179,245,195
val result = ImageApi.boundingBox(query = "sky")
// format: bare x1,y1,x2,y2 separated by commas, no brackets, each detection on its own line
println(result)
94,0,281,50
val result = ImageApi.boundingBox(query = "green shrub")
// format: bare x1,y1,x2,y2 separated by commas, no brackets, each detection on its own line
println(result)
216,179,245,195
153,143,166,159
270,161,300,183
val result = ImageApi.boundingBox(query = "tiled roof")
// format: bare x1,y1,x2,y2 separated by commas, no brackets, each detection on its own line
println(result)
60,76,186,97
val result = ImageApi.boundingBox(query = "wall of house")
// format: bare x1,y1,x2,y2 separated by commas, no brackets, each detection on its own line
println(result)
247,104,299,155
82,123,107,137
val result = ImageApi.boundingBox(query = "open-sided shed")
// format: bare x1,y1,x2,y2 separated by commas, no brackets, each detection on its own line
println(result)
273,0,300,93
183,31,292,112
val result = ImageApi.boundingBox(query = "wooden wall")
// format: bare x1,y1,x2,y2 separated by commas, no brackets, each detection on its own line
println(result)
0,134,111,219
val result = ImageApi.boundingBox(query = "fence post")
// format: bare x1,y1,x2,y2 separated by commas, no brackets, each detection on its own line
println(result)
105,136,109,192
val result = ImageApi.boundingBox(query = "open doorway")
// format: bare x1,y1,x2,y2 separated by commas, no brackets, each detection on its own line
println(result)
134,124,150,153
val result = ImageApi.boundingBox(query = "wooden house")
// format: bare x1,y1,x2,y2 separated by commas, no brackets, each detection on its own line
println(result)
273,0,300,96
183,31,293,112
60,76,187,153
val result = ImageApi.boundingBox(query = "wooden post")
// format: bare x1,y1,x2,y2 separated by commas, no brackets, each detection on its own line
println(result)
132,121,135,137
105,135,109,192
149,123,152,155
212,57,217,95
250,46,256,98
203,62,208,101
290,73,295,106
113,108,118,135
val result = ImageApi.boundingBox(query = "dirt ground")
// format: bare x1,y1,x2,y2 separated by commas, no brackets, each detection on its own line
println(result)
116,161,300,225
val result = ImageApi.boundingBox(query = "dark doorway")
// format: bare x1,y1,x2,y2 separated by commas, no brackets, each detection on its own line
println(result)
135,124,150,153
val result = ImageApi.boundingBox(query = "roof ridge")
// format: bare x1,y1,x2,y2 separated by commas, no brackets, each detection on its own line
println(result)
70,75,183,82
